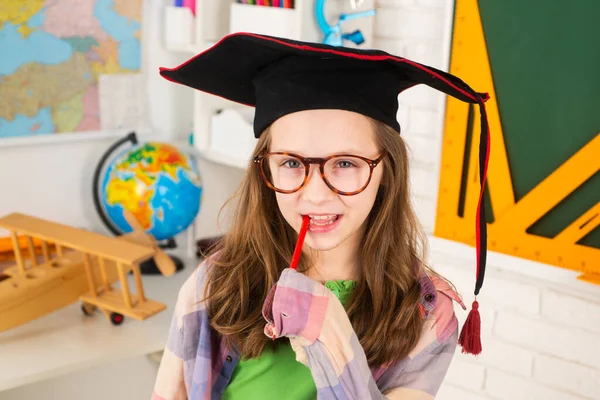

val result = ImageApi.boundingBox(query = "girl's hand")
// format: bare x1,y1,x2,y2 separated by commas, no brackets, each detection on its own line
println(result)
262,268,336,342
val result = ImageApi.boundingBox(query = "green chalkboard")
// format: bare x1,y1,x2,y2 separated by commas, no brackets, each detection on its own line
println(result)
477,0,600,248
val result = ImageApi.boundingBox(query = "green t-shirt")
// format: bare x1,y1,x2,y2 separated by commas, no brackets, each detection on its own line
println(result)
221,279,356,400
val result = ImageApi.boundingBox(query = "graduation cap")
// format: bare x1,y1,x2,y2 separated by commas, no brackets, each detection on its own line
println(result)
160,32,490,355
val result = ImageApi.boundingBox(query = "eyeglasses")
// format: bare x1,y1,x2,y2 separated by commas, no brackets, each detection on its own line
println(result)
254,151,386,196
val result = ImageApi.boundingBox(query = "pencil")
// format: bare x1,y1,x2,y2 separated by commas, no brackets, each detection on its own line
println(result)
290,215,310,270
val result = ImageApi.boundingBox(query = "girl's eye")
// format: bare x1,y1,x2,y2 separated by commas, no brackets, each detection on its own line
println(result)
282,159,302,168
336,160,357,168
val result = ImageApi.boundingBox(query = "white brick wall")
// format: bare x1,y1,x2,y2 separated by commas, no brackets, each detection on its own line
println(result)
541,289,600,334
437,385,490,400
534,354,600,400
374,1,600,399
486,369,586,400
444,358,486,391
495,312,600,370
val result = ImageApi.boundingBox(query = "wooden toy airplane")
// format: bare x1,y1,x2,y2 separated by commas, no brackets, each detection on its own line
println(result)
0,212,177,333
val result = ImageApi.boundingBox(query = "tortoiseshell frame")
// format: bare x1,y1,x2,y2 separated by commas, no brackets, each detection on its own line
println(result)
253,151,386,196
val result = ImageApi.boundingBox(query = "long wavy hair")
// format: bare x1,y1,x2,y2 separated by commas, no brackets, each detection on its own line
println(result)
202,117,430,366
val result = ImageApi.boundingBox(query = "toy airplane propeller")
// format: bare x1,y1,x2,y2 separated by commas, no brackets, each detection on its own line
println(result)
120,210,177,277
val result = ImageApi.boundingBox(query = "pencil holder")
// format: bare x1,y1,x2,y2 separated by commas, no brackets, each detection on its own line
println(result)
229,3,301,40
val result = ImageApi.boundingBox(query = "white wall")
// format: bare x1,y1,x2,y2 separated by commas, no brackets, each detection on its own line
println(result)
372,1,600,399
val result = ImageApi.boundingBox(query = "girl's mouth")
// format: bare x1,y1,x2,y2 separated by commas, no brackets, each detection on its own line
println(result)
303,214,342,233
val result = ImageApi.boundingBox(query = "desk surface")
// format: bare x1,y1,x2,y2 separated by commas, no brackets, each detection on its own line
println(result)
0,254,197,392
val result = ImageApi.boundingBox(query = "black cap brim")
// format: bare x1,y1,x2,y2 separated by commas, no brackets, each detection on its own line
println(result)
159,32,487,108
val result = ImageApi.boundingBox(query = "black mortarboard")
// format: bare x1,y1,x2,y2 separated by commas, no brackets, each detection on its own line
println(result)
159,32,490,355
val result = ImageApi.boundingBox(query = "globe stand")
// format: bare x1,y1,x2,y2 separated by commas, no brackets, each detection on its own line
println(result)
140,254,185,275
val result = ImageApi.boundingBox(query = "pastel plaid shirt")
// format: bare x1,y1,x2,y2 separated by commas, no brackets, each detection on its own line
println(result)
152,258,465,399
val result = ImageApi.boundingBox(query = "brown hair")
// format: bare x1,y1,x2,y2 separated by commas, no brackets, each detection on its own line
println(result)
202,117,429,366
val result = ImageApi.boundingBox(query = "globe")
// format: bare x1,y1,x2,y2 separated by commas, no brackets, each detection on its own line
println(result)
98,141,203,241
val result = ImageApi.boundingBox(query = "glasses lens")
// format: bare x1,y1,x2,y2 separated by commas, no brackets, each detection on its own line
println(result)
324,156,371,193
262,154,372,194
263,154,306,192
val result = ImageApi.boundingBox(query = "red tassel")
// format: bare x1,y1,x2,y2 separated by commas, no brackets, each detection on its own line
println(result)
458,300,482,355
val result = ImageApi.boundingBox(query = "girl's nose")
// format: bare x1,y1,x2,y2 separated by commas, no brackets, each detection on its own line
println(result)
300,165,334,204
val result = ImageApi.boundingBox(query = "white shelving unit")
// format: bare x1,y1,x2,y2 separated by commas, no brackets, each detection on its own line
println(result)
164,42,206,54
164,0,375,170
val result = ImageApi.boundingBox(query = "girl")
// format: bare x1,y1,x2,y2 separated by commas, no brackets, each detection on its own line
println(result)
153,32,490,399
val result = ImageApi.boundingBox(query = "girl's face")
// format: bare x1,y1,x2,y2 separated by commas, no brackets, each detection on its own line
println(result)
269,109,384,253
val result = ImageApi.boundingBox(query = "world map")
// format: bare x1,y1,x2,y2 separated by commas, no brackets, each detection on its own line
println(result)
0,0,142,138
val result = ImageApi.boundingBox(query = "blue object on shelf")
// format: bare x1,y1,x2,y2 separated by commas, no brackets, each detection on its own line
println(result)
315,0,375,47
